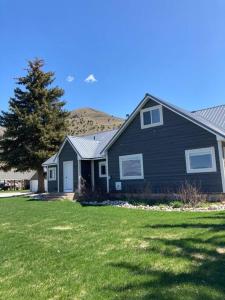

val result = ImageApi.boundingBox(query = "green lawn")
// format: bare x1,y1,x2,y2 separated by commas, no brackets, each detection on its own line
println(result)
1,198,225,300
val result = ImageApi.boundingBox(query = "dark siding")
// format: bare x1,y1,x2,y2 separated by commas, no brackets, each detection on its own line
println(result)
94,160,107,192
108,99,223,193
59,141,78,192
47,165,58,192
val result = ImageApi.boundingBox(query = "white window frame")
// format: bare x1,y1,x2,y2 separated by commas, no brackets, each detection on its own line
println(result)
99,161,107,178
48,167,56,181
119,154,144,180
140,105,163,129
185,147,217,173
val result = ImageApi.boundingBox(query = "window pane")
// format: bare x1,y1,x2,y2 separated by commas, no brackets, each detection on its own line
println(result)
50,170,53,178
143,111,151,125
151,108,160,123
101,165,106,175
122,159,142,177
190,154,212,169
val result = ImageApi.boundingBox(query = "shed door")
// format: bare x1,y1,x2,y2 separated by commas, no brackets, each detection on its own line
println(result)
63,161,73,192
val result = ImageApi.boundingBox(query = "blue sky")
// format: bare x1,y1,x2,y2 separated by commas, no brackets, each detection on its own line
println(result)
1,0,225,118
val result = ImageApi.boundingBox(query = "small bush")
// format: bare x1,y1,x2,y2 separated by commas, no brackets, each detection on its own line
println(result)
76,177,107,203
170,200,183,208
177,181,206,207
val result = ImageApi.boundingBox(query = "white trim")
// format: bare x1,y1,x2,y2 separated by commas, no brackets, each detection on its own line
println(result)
119,153,144,180
46,166,49,192
99,161,107,178
101,94,225,154
77,155,81,193
55,137,81,160
91,160,95,191
63,160,73,192
140,105,163,129
48,166,56,181
185,147,217,173
217,140,225,192
57,158,59,192
106,152,109,193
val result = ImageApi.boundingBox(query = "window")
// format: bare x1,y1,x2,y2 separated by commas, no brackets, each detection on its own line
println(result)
140,105,163,129
185,147,216,173
119,154,144,180
48,167,56,181
99,161,107,177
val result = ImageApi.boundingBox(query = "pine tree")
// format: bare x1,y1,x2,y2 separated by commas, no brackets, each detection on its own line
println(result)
0,59,68,192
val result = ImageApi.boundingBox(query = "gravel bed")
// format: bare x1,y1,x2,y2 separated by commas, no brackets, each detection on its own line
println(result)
81,200,225,212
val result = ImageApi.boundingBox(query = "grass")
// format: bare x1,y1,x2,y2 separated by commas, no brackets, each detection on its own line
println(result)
0,197,225,300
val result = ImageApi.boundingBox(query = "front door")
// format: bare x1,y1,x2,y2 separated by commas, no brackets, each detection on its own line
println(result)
63,161,73,192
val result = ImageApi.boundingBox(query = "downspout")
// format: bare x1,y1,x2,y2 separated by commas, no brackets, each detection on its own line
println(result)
91,160,95,192
106,151,110,193
217,137,225,193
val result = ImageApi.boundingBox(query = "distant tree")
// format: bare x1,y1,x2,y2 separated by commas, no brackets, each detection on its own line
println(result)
0,59,68,192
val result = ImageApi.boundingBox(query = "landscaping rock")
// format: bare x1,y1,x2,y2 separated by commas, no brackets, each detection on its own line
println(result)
81,200,225,212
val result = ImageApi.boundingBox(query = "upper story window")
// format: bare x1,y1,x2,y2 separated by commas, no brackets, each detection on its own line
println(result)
99,161,107,177
140,105,163,129
119,154,144,180
185,147,216,173
48,167,56,181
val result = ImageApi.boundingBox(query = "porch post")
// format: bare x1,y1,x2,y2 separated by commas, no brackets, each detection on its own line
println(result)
91,160,95,192
77,155,81,193
106,151,109,193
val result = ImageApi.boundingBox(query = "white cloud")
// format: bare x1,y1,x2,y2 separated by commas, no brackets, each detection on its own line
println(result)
84,74,97,83
66,75,75,82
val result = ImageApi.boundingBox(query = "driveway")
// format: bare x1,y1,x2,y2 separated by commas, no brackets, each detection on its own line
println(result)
0,192,31,198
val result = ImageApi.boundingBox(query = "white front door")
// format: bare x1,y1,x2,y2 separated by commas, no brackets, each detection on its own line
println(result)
63,161,73,192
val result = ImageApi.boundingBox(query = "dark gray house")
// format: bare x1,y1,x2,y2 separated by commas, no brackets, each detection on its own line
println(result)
43,94,225,194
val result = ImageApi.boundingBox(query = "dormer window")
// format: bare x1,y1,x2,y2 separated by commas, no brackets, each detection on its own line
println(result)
140,105,163,129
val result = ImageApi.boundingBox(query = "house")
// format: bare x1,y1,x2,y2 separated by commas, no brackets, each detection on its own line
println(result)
0,169,35,190
29,172,47,193
43,94,225,195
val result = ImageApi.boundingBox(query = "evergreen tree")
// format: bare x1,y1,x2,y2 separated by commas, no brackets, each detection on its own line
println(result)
0,59,68,192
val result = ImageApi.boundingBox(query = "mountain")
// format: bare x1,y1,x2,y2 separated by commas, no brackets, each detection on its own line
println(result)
0,108,124,138
68,107,124,136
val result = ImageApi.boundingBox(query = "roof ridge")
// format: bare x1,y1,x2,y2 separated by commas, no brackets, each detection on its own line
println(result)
79,128,119,137
192,104,225,113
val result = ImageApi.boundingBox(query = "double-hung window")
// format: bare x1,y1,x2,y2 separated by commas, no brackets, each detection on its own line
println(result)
140,105,163,129
185,147,216,173
119,154,144,180
99,161,107,177
48,167,56,181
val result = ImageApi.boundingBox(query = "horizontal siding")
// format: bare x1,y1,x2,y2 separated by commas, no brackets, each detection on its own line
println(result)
94,160,107,192
108,99,223,193
59,141,78,192
48,165,58,192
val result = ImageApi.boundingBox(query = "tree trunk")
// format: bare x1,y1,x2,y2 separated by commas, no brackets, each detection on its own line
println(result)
37,168,45,193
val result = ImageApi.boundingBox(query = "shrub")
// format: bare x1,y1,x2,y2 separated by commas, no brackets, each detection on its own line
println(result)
177,181,206,207
170,200,183,208
76,177,107,203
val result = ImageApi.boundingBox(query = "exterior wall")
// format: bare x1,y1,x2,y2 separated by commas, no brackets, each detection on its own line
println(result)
31,179,48,192
47,165,58,192
94,159,107,192
108,99,223,193
58,141,78,192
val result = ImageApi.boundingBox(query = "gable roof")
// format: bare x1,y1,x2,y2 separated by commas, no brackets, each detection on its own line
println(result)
42,129,118,165
42,153,57,166
192,105,225,131
101,94,225,154
0,169,36,181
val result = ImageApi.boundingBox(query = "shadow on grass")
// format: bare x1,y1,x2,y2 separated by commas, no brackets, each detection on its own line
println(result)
105,216,225,299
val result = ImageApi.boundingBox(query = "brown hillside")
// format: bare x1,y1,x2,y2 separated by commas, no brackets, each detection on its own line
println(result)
0,108,124,138
68,107,124,136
